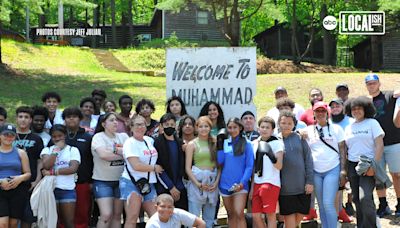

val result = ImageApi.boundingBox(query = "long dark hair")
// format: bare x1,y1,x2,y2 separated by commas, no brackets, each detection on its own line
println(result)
166,96,187,116
178,115,196,138
226,117,246,156
199,101,226,130
94,112,117,134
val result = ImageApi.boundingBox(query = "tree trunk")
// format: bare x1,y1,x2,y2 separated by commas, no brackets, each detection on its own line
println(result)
289,0,300,64
0,21,3,64
320,3,336,65
229,0,240,46
127,0,134,46
69,6,73,27
91,0,98,48
371,36,380,71
111,0,116,48
58,0,64,40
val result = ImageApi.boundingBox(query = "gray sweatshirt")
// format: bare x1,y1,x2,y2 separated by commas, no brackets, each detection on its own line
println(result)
280,132,314,195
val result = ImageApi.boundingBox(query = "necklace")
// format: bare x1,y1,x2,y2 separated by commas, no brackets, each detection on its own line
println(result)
16,131,30,150
67,130,78,139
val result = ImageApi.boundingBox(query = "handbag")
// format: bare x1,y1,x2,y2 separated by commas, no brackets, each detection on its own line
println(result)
125,140,152,195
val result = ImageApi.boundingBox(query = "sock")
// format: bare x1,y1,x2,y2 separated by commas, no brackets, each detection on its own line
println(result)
379,197,387,207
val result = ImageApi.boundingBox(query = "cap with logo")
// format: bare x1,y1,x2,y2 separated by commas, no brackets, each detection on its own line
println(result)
0,123,17,135
365,73,379,83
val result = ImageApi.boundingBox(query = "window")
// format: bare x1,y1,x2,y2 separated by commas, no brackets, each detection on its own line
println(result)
138,34,151,42
197,11,208,25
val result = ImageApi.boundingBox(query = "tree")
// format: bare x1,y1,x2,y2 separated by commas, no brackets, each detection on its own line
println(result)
158,0,264,46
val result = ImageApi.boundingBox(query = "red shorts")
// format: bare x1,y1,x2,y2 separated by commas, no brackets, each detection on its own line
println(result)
252,183,280,214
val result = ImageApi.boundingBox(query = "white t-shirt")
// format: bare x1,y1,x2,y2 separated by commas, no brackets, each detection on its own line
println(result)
345,118,385,162
252,138,284,187
40,145,81,190
44,109,64,130
145,208,196,228
306,124,344,172
91,132,129,181
122,136,158,183
37,131,51,147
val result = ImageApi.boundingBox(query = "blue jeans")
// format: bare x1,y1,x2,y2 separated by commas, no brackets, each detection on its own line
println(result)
188,200,216,228
314,165,340,228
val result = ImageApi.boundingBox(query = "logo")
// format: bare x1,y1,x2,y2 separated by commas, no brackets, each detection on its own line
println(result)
339,11,385,35
322,16,337,31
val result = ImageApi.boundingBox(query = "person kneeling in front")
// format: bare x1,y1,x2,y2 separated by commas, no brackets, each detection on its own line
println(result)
146,194,206,228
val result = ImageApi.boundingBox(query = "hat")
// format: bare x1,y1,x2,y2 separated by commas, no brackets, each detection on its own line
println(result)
313,101,328,111
365,73,379,83
336,83,348,90
329,98,343,106
274,86,287,94
0,124,17,135
241,111,255,119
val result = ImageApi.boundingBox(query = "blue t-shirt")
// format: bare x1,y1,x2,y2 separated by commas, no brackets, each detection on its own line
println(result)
217,136,254,194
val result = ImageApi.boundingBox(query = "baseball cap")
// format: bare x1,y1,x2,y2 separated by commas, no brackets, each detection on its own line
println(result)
274,86,287,94
329,98,344,106
336,83,348,90
241,111,255,119
365,73,379,83
0,123,17,135
313,101,328,111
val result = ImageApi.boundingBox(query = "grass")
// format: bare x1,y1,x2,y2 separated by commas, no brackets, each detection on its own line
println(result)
1,39,400,122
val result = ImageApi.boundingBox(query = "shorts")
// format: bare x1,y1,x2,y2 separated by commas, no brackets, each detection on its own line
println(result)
119,177,157,203
0,183,29,219
379,143,400,173
22,191,36,223
93,180,121,199
279,193,311,216
54,188,76,203
219,189,248,197
252,183,280,214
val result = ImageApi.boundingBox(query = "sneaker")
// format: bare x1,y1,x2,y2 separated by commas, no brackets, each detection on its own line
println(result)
345,202,355,216
376,205,391,218
338,208,352,223
302,208,318,221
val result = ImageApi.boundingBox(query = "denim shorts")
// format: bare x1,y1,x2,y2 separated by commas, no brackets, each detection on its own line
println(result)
54,188,76,203
119,177,157,202
379,143,400,173
93,180,121,199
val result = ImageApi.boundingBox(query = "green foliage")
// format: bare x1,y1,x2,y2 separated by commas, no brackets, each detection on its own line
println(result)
113,48,166,71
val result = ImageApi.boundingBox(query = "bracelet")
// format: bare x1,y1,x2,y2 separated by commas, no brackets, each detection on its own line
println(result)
51,152,58,156
49,169,54,175
153,165,156,172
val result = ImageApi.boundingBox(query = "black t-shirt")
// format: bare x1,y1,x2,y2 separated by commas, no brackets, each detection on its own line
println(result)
373,91,400,145
13,132,44,182
65,128,93,184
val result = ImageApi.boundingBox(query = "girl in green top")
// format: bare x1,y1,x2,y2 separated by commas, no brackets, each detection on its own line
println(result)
185,116,221,228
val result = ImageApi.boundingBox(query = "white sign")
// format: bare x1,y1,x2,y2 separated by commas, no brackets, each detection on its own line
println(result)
166,47,257,121
339,11,385,35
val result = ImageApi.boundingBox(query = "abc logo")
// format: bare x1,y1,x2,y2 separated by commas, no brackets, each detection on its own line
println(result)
323,16,337,31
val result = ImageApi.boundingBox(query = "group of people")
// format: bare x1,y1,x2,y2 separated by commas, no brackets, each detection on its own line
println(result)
0,73,399,228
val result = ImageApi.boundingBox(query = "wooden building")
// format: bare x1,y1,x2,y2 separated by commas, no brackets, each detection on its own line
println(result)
30,3,225,48
351,28,400,71
253,23,324,63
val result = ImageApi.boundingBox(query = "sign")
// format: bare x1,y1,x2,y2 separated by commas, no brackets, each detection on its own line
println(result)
339,11,385,35
166,47,257,121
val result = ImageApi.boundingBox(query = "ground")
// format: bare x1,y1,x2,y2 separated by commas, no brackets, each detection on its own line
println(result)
1,39,400,227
